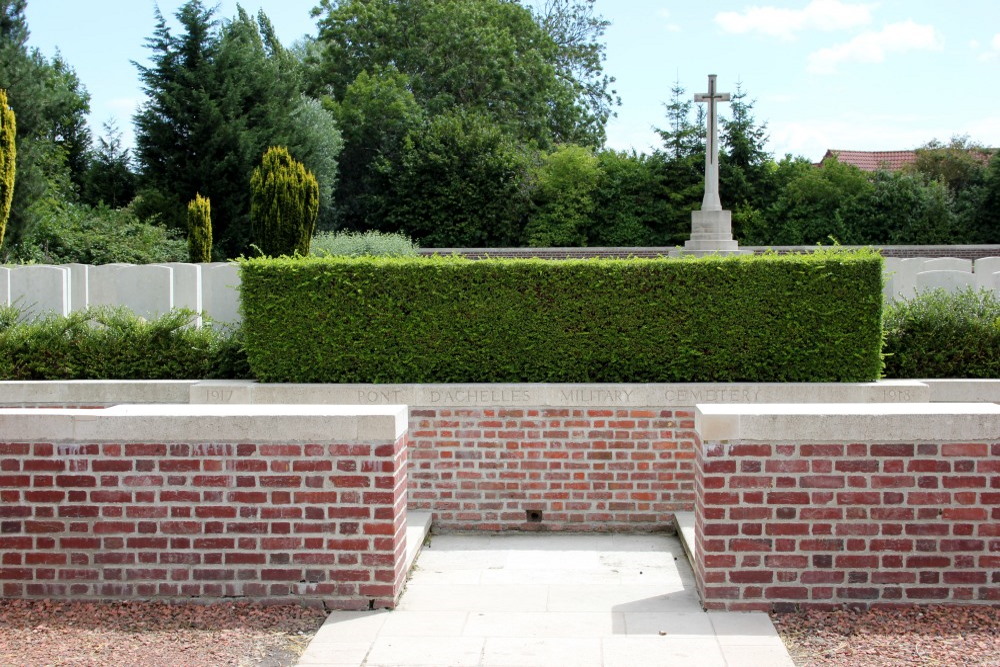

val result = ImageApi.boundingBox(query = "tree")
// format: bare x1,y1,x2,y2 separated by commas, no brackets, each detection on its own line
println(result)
972,153,1000,243
657,79,703,160
720,83,772,209
908,136,990,194
523,144,599,247
250,146,319,256
134,2,339,256
0,88,13,245
766,157,872,245
525,0,618,146
82,120,136,208
326,67,425,232
0,0,91,247
187,193,212,262
589,150,671,246
310,0,615,148
385,111,532,247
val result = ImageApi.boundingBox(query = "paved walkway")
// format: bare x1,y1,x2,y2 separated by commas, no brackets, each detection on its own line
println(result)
297,531,794,667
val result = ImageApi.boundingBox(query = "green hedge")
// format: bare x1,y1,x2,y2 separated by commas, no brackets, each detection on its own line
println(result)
0,307,249,380
240,250,884,383
883,288,1000,378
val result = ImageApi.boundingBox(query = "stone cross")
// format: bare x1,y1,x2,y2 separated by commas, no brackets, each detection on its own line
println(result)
694,74,730,212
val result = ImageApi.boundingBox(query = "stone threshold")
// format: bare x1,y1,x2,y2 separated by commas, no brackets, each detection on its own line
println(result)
674,511,697,570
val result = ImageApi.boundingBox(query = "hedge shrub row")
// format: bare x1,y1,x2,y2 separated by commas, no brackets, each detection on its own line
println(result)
883,288,1000,378
0,307,248,380
240,250,884,383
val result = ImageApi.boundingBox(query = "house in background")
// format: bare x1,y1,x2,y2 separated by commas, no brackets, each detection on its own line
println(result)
818,150,917,172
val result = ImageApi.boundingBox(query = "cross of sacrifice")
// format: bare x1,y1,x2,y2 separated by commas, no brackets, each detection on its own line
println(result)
694,74,730,212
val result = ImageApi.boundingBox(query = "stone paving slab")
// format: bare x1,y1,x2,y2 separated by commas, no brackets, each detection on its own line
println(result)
296,532,794,667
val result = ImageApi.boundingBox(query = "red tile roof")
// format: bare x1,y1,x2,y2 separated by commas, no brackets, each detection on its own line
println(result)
821,150,917,172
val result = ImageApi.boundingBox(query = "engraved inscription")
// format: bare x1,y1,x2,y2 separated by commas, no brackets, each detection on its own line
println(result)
664,388,760,403
882,389,912,402
427,388,531,405
207,389,233,403
358,389,405,404
559,388,633,404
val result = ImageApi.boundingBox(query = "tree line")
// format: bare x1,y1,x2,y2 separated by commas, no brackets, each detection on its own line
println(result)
1,0,998,263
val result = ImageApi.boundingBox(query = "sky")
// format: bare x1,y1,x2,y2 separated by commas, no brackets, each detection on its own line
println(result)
21,0,1000,162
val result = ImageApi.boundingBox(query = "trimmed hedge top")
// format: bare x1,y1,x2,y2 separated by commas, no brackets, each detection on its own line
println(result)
240,250,884,383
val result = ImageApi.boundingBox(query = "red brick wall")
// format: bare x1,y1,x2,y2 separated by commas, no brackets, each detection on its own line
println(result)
408,407,697,531
695,436,1000,611
0,435,408,610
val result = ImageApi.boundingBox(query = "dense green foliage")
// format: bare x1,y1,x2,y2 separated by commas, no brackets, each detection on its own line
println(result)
310,0,615,234
0,306,248,380
250,147,319,257
0,88,13,244
883,288,1000,379
0,0,91,248
187,193,212,263
12,201,186,265
240,251,884,384
134,2,340,256
81,120,136,209
310,231,419,257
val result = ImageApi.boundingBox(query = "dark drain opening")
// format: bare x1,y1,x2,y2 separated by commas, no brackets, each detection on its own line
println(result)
526,510,543,523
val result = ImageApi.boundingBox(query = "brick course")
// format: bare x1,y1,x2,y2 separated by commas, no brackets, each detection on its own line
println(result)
408,407,696,530
0,433,408,610
695,436,999,611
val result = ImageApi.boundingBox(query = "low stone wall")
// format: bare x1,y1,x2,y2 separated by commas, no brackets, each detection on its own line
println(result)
0,405,408,610
192,381,927,532
694,404,1000,611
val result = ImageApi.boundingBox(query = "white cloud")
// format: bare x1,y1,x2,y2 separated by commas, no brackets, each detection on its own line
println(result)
715,0,873,39
807,21,943,74
993,34,1000,49
658,9,680,33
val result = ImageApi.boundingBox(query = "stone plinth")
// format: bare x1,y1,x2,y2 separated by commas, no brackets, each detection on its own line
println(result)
670,210,748,257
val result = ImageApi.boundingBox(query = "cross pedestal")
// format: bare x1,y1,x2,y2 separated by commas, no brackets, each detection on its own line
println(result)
670,74,749,257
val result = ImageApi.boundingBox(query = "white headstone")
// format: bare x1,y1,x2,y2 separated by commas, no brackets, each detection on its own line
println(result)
87,264,133,308
0,267,10,307
922,257,972,273
889,258,929,300
974,257,1000,290
156,263,202,324
9,265,70,318
882,257,903,302
66,263,90,312
116,264,174,320
915,270,975,295
201,262,241,326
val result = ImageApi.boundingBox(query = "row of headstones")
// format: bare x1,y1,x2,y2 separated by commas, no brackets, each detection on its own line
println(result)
0,263,241,325
883,257,1000,302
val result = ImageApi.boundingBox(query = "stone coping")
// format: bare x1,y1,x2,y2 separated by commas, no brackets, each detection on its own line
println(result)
696,402,1000,442
190,380,932,408
0,404,408,442
0,379,198,404
4,378,1000,409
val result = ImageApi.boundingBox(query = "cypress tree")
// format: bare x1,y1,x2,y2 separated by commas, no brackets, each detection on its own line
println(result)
0,88,15,246
249,146,318,256
187,193,212,262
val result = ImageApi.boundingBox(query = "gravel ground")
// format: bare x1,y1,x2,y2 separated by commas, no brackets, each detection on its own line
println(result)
0,599,327,667
772,605,1000,666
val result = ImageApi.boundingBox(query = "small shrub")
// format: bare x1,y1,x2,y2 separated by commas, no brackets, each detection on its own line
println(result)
310,231,419,257
250,146,319,257
0,306,248,380
883,288,1000,378
0,89,14,247
187,194,212,262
